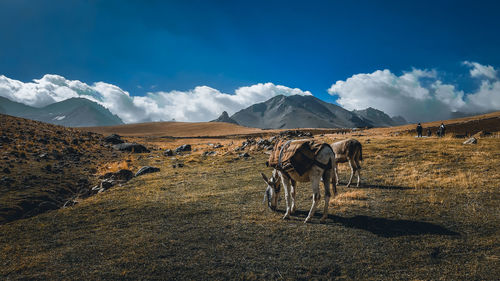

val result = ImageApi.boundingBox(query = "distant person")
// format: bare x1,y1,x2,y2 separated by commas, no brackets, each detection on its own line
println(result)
439,123,446,137
416,123,423,137
427,128,432,137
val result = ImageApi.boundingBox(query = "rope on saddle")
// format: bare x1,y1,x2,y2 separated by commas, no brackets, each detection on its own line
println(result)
277,140,292,171
277,140,293,179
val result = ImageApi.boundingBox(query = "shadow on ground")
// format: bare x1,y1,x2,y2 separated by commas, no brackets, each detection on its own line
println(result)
282,210,459,238
336,182,413,190
359,184,413,190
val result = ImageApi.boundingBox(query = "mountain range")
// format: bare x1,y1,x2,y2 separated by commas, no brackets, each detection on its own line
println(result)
219,95,406,129
2,94,406,128
210,111,239,125
0,97,123,127
352,107,407,127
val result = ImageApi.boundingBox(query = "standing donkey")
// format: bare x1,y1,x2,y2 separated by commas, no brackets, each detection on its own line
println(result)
261,140,336,223
331,138,363,187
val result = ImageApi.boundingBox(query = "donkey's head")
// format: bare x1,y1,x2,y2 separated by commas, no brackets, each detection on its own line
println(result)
261,170,281,211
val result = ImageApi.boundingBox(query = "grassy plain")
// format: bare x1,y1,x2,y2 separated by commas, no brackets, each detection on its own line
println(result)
80,121,265,137
1,126,499,279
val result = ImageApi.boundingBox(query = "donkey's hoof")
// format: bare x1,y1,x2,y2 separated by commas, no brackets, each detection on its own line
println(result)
320,217,327,224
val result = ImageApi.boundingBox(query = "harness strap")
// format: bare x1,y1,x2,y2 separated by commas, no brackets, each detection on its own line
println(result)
313,158,332,170
295,145,332,171
280,169,292,180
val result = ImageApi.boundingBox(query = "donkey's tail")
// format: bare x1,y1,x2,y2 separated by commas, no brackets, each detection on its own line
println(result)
329,151,337,196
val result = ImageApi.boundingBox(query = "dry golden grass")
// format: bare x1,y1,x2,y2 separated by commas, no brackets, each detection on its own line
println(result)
1,112,500,280
97,155,137,175
80,121,265,137
368,110,500,136
1,130,499,280
360,136,499,190
80,121,344,139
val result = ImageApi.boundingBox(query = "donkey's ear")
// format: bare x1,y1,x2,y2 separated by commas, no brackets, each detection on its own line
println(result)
261,173,269,184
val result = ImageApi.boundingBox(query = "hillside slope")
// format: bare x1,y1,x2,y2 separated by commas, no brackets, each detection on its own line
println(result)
0,114,121,224
370,110,500,136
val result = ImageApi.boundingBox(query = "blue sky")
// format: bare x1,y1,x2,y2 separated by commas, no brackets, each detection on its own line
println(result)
1,0,499,122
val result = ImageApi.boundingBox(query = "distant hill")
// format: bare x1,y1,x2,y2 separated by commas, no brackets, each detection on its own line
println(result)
81,121,264,137
210,111,239,125
0,96,39,116
448,110,499,120
230,95,403,129
391,115,408,126
0,97,123,127
352,107,407,127
373,110,500,137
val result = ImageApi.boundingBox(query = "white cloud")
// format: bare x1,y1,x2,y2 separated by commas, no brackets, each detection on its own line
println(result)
129,83,311,122
328,62,500,122
0,74,78,107
463,61,497,79
0,75,311,123
3,61,498,125
465,80,500,111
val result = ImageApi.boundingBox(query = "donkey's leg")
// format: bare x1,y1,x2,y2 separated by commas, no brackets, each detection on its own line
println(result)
334,162,340,185
354,154,361,187
346,158,355,188
281,176,292,220
320,169,332,223
332,167,337,196
305,173,321,223
290,179,297,214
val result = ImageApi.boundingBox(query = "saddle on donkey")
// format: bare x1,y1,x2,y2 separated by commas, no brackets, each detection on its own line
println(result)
267,139,333,176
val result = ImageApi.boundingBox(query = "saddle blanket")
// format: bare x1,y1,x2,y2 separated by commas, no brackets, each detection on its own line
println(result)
267,139,331,176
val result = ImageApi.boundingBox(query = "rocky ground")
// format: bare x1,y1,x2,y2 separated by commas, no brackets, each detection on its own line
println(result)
0,114,136,224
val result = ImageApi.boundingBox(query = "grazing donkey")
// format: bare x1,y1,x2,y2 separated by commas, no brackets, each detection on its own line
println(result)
331,138,362,187
261,140,336,223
